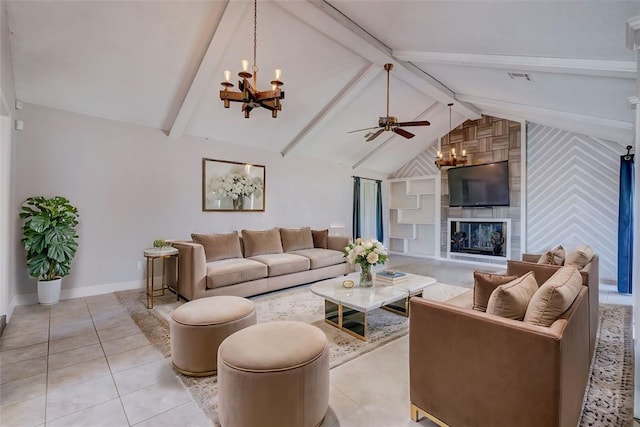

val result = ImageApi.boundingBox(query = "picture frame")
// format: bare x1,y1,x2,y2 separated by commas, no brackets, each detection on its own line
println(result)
202,158,265,212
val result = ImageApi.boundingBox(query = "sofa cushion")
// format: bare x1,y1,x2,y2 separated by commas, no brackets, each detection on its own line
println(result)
280,227,314,252
537,245,565,266
565,244,594,270
205,258,268,289
248,253,310,277
486,272,538,320
312,229,329,249
242,228,283,257
472,272,518,312
192,231,243,262
524,266,583,327
287,248,344,269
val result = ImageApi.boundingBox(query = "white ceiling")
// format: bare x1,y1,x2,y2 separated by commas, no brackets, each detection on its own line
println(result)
5,0,639,175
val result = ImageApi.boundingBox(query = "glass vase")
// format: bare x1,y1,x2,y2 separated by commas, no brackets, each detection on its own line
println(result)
232,197,244,210
359,263,373,288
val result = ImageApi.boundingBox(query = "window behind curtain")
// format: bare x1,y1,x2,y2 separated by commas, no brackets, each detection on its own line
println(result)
360,179,377,240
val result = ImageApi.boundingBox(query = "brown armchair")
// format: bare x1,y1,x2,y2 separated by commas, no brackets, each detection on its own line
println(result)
507,254,599,357
409,287,590,427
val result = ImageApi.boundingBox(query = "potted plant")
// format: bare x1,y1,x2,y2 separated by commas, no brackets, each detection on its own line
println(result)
20,196,79,305
490,231,505,256
451,231,466,252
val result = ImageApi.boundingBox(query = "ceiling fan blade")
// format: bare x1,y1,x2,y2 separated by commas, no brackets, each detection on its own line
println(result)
395,120,431,127
348,126,381,134
366,128,385,142
393,128,415,139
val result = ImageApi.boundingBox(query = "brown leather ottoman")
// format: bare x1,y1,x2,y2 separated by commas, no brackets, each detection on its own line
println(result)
217,321,329,427
170,296,256,376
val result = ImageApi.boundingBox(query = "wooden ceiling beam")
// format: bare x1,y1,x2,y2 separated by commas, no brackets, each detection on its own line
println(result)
168,0,250,139
280,62,381,157
277,0,481,121
394,50,637,79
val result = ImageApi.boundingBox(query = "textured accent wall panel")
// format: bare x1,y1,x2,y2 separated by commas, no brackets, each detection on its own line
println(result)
526,123,620,281
440,116,522,260
391,144,438,178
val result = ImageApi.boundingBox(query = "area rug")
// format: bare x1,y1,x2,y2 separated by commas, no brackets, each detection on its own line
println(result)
579,304,634,427
115,287,634,426
115,282,467,424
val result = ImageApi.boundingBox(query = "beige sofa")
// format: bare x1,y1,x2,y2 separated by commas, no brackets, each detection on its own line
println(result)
410,270,591,427
172,227,351,301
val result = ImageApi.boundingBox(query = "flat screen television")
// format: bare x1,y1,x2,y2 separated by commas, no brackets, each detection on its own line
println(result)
448,161,510,207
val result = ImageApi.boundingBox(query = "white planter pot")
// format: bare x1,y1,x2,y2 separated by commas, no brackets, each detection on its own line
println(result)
37,278,62,305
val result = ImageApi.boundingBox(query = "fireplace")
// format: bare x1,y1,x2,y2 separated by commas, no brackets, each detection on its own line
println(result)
448,218,510,260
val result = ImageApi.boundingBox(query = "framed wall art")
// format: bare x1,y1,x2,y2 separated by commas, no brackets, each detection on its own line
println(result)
202,158,265,212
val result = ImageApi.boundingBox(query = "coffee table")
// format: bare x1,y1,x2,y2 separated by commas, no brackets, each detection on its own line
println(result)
310,272,436,341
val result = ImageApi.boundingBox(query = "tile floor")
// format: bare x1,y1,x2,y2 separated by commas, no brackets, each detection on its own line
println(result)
0,258,634,427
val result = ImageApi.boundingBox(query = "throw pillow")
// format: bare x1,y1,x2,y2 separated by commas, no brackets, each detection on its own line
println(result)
486,272,538,320
524,266,583,327
565,244,594,270
191,231,243,262
472,272,518,312
280,227,314,252
242,228,284,257
537,245,565,266
311,229,329,249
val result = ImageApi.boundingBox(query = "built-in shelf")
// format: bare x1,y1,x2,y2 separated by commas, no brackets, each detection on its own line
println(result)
388,175,439,256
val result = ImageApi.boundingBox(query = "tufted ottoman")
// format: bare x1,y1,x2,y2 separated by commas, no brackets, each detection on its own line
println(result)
217,321,330,427
170,296,256,376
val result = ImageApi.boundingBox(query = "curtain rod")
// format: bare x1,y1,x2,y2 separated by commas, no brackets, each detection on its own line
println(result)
352,175,382,182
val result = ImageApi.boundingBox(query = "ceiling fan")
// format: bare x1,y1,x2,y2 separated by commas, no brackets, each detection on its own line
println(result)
348,63,430,142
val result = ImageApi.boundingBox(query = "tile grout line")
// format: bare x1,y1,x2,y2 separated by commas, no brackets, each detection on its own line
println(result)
88,295,134,427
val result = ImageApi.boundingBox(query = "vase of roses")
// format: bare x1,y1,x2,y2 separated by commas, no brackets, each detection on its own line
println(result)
343,238,388,288
210,167,262,210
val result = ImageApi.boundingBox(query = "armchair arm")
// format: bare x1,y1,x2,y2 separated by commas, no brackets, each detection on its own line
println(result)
409,288,589,427
171,241,207,301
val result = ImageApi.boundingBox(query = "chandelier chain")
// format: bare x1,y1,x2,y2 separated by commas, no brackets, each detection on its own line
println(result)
253,0,257,73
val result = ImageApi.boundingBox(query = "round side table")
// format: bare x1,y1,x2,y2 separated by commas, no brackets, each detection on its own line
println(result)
144,247,179,309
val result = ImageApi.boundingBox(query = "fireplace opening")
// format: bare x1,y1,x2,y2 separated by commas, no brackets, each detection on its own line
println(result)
450,220,506,257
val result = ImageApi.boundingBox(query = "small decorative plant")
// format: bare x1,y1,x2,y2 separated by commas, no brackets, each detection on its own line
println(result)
490,232,504,247
153,239,172,248
451,231,466,245
20,196,79,281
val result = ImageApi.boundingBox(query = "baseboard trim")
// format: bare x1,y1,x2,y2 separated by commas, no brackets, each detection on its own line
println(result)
9,279,146,309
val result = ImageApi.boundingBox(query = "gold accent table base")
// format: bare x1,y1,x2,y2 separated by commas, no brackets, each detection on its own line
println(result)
144,247,179,309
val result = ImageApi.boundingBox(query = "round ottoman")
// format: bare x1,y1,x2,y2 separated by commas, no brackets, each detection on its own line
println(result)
218,321,329,427
170,296,256,376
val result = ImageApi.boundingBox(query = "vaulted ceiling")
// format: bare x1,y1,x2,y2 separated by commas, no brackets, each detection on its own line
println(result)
4,1,638,175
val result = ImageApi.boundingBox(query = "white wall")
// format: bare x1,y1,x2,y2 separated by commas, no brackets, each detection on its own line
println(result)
1,0,17,319
11,103,376,300
526,122,622,282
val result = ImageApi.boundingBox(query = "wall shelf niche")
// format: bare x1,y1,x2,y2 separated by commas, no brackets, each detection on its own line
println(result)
388,175,440,256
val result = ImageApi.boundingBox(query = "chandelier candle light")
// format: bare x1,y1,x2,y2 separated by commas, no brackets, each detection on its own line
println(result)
435,103,468,169
219,0,284,118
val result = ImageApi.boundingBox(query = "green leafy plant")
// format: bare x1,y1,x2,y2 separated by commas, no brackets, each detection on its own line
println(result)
153,239,172,248
20,196,79,281
490,231,504,247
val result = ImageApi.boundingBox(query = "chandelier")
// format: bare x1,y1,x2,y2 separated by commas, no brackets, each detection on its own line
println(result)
219,0,284,118
435,103,467,169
